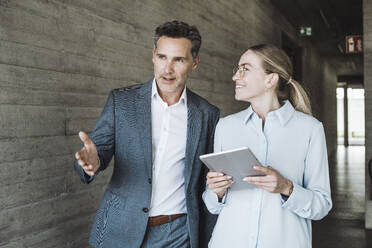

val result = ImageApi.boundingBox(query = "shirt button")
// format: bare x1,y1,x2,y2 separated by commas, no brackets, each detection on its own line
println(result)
142,208,149,213
148,178,152,184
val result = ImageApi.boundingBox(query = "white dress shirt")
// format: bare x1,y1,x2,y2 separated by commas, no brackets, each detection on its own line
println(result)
149,79,188,216
203,100,332,248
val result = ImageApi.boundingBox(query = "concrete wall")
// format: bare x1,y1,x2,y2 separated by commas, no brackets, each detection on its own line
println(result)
0,0,337,247
300,42,337,157
321,61,337,157
364,0,372,229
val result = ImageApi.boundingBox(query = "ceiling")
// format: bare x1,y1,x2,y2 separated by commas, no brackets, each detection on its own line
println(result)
270,0,363,80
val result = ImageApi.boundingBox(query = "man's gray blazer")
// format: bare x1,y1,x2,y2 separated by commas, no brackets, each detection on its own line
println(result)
74,80,220,248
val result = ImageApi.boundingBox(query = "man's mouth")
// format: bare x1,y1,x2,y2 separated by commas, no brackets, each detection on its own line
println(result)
235,84,244,89
162,76,176,82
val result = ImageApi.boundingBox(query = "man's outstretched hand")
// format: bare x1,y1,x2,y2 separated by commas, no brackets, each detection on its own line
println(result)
75,131,99,176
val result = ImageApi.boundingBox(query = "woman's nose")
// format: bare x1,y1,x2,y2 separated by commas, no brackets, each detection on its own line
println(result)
232,72,238,81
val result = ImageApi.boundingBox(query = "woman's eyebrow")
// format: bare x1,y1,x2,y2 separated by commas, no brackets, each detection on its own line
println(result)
239,62,252,67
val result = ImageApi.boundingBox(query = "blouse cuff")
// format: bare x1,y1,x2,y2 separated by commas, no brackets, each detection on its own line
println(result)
281,182,312,213
202,188,227,214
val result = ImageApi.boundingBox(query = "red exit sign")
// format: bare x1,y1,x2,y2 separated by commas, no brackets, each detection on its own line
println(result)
346,35,362,53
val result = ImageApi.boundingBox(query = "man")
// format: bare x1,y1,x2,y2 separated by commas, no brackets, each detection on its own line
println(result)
74,20,220,248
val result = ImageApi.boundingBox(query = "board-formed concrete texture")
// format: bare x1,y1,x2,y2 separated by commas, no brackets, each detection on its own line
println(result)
0,0,337,247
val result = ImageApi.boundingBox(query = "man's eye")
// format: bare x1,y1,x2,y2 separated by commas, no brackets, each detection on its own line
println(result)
242,67,249,71
158,55,166,59
175,58,184,62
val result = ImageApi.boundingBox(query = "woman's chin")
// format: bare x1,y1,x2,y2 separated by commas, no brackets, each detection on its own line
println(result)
235,94,251,103
235,93,245,101
235,93,242,100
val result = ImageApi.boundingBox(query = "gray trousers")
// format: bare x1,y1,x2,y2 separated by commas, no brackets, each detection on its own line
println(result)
141,215,190,248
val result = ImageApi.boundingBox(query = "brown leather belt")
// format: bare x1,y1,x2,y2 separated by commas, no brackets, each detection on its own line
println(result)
148,213,186,226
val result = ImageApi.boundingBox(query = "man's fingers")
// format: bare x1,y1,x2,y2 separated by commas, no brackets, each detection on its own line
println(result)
76,137,97,176
85,170,95,177
75,152,80,160
77,148,88,162
80,162,96,176
77,150,93,169
78,159,86,167
79,131,93,146
83,164,94,171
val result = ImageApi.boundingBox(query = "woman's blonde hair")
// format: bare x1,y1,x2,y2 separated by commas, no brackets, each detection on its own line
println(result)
248,44,312,116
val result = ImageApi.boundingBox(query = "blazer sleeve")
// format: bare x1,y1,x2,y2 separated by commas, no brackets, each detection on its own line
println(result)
73,90,115,184
200,108,220,187
198,107,220,248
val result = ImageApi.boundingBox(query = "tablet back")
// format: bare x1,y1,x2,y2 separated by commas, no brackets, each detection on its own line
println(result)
200,147,265,190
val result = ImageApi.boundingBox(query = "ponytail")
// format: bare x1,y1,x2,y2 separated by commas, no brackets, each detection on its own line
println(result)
287,78,312,115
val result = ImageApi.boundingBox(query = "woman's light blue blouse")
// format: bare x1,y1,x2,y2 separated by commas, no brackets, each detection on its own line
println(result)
202,100,332,248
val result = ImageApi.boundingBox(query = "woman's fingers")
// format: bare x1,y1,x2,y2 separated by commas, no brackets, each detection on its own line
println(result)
209,179,233,189
206,171,233,196
207,171,224,178
207,175,232,184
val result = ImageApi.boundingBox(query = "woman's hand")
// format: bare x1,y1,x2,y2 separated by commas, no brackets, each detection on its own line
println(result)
243,166,293,196
206,171,234,199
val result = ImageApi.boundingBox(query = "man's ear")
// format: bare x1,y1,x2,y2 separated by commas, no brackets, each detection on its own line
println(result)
265,73,279,89
192,56,200,70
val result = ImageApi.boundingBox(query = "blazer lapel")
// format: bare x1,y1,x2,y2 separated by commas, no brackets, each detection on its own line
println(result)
184,89,202,191
135,81,153,179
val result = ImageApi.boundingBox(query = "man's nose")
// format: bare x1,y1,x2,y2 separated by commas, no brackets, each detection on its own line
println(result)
164,61,174,73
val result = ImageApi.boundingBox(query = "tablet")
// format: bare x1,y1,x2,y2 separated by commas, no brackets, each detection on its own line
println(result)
200,147,265,190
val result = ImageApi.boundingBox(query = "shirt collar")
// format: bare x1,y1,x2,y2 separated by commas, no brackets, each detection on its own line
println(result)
243,105,255,124
244,100,295,126
151,78,187,106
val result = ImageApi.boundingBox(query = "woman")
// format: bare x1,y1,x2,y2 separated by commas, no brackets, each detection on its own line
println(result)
202,44,332,248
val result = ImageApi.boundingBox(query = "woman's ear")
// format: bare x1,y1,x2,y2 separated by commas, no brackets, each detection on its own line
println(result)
265,73,279,89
